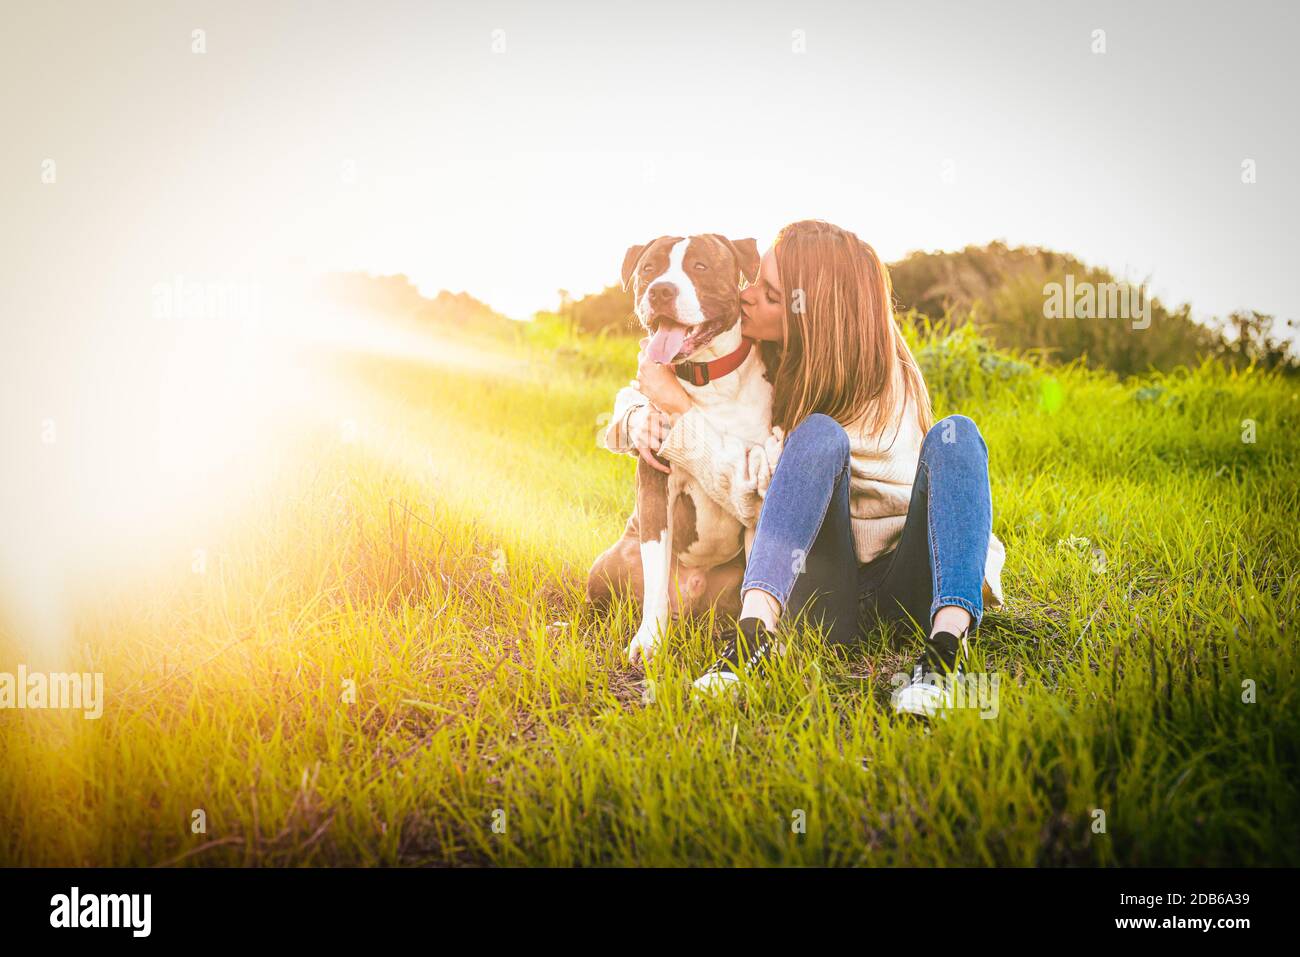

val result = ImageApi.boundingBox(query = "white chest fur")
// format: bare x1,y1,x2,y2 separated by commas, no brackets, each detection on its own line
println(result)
675,327,772,441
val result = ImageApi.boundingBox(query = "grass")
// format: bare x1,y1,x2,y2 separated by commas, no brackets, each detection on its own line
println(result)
2,313,1298,866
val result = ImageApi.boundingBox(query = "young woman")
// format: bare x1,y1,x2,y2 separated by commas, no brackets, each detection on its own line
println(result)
615,219,1005,715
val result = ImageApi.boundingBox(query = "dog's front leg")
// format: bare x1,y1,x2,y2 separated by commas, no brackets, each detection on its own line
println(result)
627,455,673,666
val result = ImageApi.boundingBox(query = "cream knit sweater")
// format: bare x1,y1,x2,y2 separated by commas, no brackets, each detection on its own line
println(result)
605,369,1006,608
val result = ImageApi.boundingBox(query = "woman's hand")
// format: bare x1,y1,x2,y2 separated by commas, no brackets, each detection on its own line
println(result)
627,404,674,474
634,337,693,415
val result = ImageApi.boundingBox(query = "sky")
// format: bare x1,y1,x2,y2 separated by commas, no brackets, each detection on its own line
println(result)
3,0,1297,324
1,0,1297,653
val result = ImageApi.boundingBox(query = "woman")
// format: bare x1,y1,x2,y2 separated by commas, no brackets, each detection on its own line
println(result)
611,220,1005,715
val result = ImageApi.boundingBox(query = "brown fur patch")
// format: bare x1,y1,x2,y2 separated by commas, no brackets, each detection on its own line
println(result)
585,511,641,608
678,555,745,619
635,456,669,542
672,490,698,554
622,235,681,293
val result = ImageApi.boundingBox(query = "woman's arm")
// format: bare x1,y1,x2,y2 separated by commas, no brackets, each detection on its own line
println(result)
657,407,785,526
603,382,648,455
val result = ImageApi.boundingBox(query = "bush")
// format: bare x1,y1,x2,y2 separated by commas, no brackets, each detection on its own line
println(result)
891,243,1296,376
903,315,1036,404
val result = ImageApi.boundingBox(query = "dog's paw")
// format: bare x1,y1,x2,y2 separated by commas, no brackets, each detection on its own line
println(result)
764,426,785,466
751,429,785,500
626,623,663,667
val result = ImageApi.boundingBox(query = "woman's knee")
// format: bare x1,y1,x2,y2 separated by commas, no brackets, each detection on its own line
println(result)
922,414,987,462
785,412,850,465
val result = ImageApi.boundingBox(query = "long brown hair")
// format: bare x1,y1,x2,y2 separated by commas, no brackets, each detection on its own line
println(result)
764,219,933,443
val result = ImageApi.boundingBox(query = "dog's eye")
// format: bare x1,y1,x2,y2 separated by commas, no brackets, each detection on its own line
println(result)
692,262,708,271
641,262,654,272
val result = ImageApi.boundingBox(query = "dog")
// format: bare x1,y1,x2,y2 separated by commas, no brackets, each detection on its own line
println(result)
586,234,776,665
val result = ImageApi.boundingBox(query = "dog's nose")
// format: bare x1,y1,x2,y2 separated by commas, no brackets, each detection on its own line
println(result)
648,282,678,308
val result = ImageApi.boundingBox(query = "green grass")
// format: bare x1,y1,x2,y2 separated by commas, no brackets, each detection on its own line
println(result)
2,315,1298,866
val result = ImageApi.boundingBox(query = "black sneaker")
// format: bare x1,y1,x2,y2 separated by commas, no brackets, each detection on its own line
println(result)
891,630,968,718
692,617,786,696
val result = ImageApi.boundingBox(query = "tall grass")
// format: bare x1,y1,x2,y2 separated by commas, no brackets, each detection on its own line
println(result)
1,316,1296,866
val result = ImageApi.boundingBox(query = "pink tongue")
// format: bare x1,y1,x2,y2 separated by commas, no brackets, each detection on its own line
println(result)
647,324,687,364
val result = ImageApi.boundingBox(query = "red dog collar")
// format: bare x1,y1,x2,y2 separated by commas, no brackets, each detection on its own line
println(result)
673,336,755,387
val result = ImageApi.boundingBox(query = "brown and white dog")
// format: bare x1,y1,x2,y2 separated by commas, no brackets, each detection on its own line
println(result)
586,234,776,665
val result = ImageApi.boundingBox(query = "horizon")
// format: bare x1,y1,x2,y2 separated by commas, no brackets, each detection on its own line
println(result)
349,235,1265,326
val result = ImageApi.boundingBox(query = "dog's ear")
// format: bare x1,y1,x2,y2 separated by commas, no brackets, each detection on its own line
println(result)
621,243,649,292
712,236,761,284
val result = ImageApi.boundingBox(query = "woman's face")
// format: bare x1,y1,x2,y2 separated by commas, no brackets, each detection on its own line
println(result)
739,247,785,343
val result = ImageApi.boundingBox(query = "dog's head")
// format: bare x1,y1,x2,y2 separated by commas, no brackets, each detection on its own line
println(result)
621,234,760,364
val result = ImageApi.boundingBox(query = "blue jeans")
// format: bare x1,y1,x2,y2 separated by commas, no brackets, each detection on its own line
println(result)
741,412,992,646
